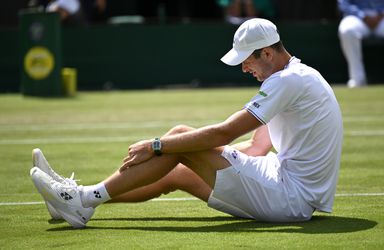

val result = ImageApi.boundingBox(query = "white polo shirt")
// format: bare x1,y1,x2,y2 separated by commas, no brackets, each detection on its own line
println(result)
244,57,343,212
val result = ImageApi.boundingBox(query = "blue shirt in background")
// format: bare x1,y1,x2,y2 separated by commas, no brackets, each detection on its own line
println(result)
338,0,384,18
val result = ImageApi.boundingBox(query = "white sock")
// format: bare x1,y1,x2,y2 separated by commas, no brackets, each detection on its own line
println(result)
80,182,111,208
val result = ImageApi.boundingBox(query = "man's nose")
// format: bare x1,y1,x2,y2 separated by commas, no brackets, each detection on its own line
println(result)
241,63,248,73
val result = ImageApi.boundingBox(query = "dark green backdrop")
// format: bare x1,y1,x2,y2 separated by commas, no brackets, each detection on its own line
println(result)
1,21,383,92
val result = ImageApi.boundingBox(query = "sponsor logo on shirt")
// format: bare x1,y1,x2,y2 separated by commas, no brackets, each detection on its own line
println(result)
253,102,260,108
231,150,238,159
259,91,268,97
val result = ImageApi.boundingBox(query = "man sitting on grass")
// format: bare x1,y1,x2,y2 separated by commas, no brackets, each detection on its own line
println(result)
30,18,343,228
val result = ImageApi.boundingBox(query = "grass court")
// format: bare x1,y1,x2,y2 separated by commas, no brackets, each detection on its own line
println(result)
0,86,383,249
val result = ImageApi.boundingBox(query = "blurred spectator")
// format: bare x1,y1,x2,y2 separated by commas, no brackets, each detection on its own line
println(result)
217,0,275,25
137,0,193,24
45,0,87,25
338,0,384,88
81,0,107,24
27,0,85,25
274,0,338,21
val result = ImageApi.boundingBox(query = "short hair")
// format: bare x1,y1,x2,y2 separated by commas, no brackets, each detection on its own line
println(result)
252,40,285,58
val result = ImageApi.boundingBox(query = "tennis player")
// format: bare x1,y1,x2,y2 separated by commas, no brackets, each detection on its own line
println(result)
31,18,343,228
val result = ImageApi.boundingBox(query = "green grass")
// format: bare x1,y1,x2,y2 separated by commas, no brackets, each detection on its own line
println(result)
0,86,383,249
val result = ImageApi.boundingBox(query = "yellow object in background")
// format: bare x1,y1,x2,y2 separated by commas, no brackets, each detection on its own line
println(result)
24,46,55,80
62,68,77,97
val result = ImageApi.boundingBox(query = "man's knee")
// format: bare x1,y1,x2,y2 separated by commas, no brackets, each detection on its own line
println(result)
159,164,212,201
162,164,198,190
339,16,368,39
157,164,188,194
168,124,195,135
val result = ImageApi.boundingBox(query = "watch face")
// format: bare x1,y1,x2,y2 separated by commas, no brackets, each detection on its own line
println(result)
152,138,162,155
153,141,161,150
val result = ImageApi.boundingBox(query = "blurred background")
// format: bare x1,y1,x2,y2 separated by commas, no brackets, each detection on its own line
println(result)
0,0,340,26
0,0,383,94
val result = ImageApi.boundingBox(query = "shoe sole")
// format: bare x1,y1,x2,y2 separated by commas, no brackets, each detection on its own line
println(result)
32,148,52,176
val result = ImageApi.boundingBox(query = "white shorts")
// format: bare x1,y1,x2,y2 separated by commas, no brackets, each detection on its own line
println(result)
207,146,314,222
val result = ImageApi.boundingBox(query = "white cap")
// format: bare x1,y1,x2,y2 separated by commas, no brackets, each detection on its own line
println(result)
221,18,280,66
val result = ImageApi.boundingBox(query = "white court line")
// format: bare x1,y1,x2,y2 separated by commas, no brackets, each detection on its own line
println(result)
0,197,198,206
0,120,219,132
344,130,384,136
0,201,44,206
0,136,146,145
335,193,384,197
0,193,383,206
342,116,384,122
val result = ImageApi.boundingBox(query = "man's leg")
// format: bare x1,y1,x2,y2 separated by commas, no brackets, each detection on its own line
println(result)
108,125,271,204
80,123,230,208
106,124,219,203
109,163,212,203
102,147,230,202
338,15,370,87
31,125,231,228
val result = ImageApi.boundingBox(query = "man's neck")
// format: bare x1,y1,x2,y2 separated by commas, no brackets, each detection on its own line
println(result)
276,51,293,72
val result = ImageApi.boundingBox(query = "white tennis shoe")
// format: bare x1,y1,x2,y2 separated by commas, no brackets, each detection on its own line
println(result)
30,167,94,228
32,148,78,220
32,148,78,185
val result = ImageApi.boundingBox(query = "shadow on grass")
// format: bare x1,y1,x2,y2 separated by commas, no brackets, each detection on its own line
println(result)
47,215,377,234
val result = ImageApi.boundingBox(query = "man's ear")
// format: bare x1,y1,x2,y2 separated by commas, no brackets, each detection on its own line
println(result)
262,47,274,61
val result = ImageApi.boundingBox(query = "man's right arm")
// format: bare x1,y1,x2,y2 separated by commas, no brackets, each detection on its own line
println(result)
120,109,263,169
160,109,263,154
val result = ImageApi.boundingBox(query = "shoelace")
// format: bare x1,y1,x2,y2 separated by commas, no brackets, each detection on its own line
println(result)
64,172,80,186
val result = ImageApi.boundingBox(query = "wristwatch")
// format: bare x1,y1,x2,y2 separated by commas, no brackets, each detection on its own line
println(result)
151,138,162,156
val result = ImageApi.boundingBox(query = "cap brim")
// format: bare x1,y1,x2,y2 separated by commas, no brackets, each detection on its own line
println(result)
220,48,253,66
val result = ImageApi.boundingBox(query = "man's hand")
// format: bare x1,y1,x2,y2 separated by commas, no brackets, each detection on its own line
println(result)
364,15,383,29
120,139,154,171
